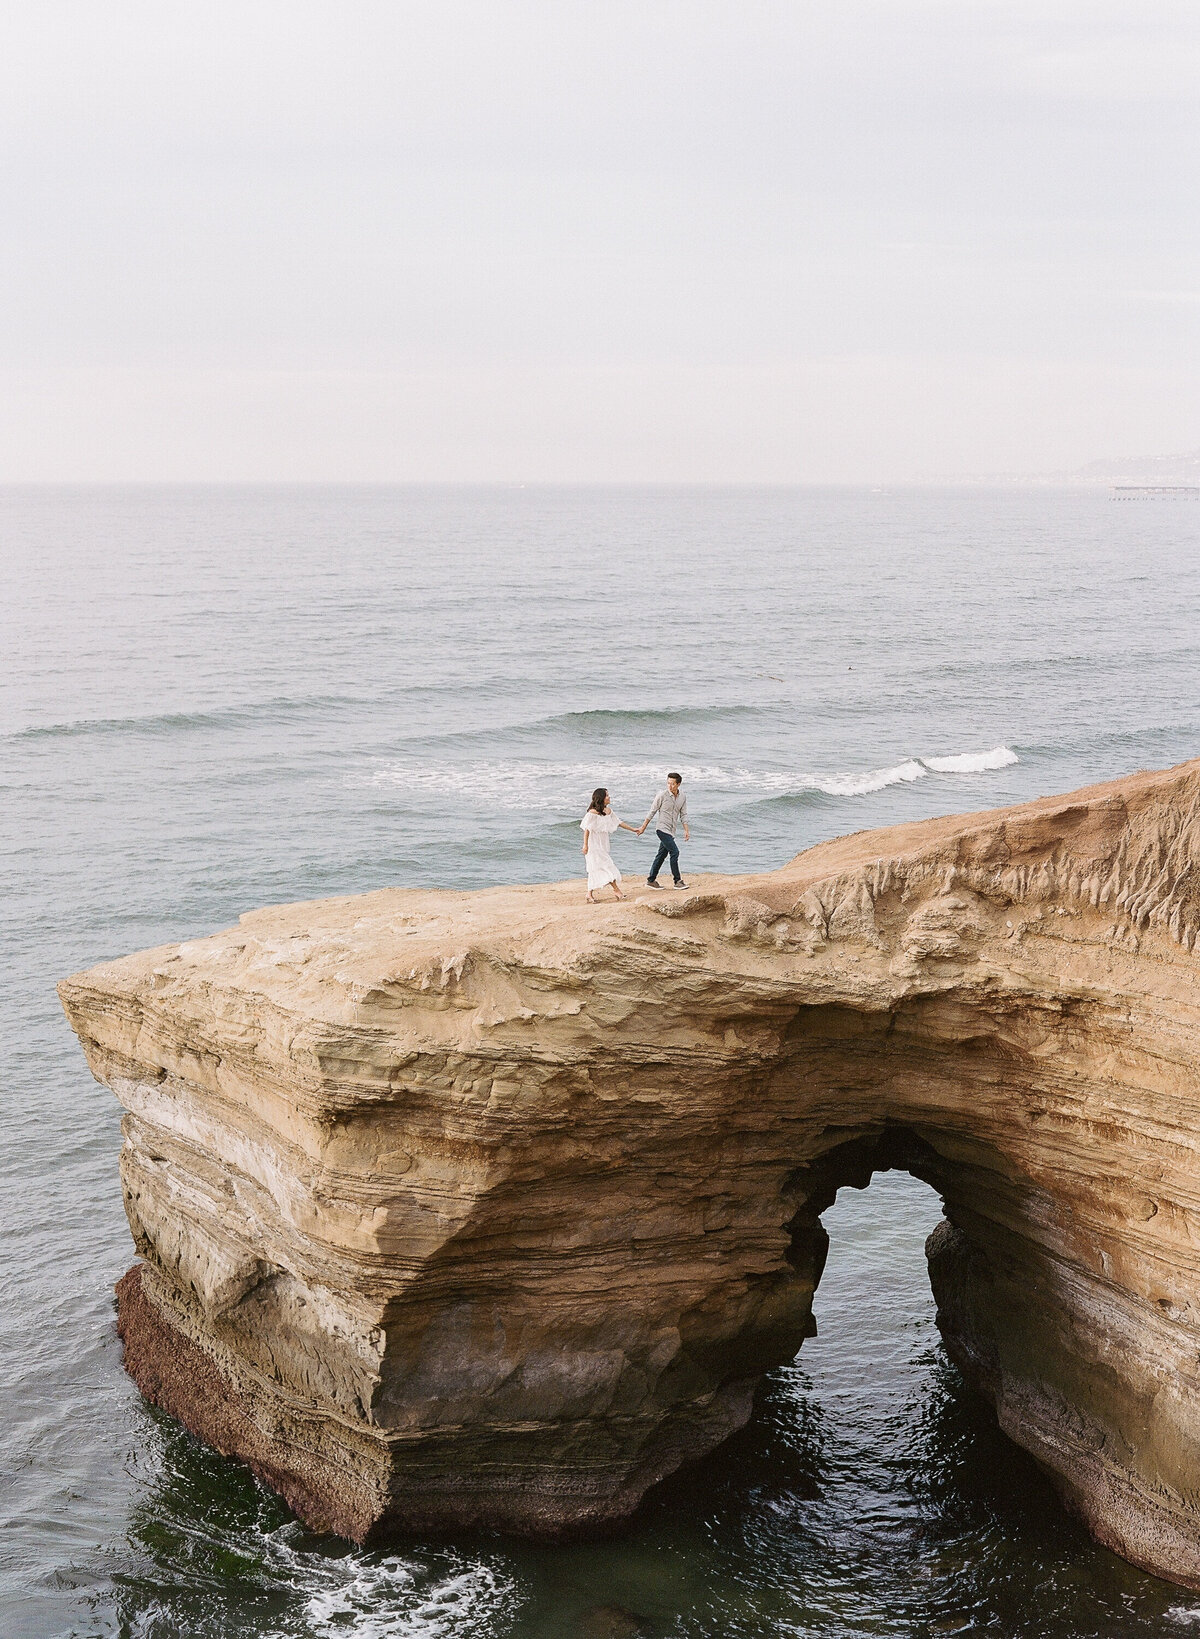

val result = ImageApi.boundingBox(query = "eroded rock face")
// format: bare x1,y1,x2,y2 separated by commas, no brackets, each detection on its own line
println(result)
59,761,1200,1583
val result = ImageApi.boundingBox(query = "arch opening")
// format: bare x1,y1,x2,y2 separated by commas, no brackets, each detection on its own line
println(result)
754,1103,1196,1593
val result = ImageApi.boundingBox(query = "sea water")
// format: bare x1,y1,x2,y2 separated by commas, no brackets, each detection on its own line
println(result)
3,484,1200,1639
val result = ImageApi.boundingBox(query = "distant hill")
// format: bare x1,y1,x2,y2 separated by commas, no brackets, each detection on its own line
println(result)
1068,449,1200,483
941,449,1200,486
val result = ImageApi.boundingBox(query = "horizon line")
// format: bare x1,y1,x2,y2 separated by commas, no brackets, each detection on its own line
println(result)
0,476,1138,490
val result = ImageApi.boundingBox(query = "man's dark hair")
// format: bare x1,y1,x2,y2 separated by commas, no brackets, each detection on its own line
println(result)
667,771,682,783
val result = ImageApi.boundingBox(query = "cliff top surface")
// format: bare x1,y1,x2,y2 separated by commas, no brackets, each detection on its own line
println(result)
61,758,1200,1031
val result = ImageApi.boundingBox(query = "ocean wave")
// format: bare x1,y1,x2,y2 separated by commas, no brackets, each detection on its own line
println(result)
365,759,751,806
237,1522,519,1639
1018,723,1197,760
362,746,1019,809
919,745,1018,774
814,758,928,795
542,704,765,730
9,695,367,741
395,701,769,753
922,644,1200,682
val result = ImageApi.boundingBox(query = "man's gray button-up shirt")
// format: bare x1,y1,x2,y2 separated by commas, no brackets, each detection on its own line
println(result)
644,788,688,836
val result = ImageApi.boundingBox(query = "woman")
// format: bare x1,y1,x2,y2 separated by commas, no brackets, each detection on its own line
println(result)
581,787,638,903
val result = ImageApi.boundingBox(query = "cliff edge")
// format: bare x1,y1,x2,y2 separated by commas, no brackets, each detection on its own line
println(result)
60,759,1200,1585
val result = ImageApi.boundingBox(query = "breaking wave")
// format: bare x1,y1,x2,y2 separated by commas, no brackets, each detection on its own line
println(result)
919,745,1019,774
362,747,1019,810
815,758,928,795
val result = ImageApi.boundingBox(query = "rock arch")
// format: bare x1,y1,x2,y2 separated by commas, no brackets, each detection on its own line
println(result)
61,760,1200,1586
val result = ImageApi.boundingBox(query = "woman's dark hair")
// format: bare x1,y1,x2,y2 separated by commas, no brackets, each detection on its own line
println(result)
589,787,608,814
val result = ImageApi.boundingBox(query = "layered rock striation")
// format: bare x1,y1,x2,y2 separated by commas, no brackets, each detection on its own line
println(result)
60,760,1200,1583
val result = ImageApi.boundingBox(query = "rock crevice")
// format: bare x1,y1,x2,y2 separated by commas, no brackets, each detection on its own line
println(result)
59,760,1200,1583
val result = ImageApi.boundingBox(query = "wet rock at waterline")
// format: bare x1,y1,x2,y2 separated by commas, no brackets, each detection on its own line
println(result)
59,759,1200,1585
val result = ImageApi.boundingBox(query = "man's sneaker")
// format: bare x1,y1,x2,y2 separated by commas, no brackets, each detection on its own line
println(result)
646,878,663,888
673,880,690,890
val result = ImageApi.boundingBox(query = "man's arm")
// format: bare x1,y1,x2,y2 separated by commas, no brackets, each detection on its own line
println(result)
680,794,690,841
638,791,661,835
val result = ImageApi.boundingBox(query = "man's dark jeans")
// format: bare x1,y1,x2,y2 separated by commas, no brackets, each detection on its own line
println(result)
648,828,681,884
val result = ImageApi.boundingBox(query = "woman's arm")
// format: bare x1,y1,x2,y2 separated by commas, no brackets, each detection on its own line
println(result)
618,820,638,832
582,831,589,854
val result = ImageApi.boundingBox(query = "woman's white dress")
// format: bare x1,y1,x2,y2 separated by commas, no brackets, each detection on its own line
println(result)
581,811,622,890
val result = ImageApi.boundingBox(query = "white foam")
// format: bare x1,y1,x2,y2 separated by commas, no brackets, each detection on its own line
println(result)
364,759,784,809
920,745,1018,774
250,1527,519,1639
303,1560,515,1638
811,759,928,796
359,745,1018,810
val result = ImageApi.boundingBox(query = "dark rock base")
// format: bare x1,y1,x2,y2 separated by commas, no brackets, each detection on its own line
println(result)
115,1261,757,1543
116,1263,383,1541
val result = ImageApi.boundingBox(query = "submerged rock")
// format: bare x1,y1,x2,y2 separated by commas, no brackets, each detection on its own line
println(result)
577,1608,646,1639
58,759,1200,1585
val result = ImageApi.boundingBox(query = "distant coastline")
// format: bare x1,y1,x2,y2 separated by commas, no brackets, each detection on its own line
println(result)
931,447,1200,488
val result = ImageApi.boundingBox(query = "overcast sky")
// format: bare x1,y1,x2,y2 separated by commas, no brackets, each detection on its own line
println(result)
2,1,1197,482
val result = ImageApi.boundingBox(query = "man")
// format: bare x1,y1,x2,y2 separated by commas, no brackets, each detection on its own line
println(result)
638,771,690,889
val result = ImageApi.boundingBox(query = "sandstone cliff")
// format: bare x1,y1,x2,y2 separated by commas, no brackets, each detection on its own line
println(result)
59,759,1200,1585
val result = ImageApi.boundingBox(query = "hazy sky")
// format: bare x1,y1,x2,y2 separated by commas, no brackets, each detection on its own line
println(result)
2,2,1197,481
